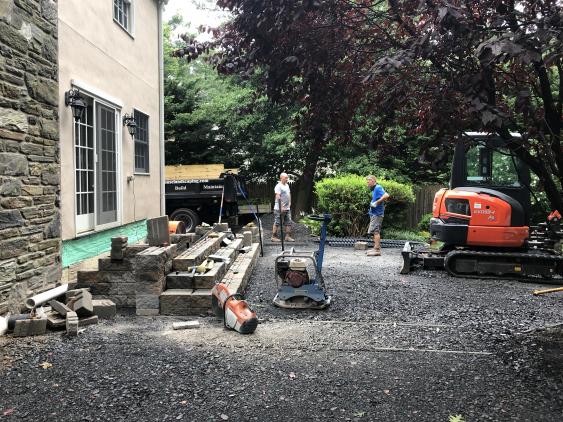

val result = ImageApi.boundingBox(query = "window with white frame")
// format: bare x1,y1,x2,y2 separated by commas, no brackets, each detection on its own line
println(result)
134,110,149,173
113,0,132,33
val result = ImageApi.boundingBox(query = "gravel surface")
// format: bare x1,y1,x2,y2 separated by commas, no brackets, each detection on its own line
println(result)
1,235,562,421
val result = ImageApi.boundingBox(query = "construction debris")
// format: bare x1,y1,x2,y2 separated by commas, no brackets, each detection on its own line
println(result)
66,311,79,336
1,284,116,338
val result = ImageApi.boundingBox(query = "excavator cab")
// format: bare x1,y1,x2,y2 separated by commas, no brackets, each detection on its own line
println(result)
429,134,531,248
402,133,563,281
450,133,531,223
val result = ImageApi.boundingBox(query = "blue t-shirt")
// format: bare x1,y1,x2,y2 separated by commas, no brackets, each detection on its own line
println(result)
369,184,386,217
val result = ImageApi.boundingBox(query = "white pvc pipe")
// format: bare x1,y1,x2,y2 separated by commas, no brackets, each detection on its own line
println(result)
25,284,69,310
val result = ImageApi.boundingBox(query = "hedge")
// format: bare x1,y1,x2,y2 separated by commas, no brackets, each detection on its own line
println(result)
312,174,415,236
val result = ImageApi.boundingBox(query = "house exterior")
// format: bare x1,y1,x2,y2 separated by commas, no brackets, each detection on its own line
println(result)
0,0,166,312
58,0,166,270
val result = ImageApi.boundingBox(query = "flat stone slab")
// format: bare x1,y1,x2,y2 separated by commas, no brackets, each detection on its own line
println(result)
173,233,226,271
172,321,200,330
160,289,213,316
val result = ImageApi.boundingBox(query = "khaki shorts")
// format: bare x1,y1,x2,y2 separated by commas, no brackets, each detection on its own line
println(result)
368,215,383,234
274,210,292,226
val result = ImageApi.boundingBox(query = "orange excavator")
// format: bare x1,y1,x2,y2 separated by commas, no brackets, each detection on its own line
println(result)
402,133,563,281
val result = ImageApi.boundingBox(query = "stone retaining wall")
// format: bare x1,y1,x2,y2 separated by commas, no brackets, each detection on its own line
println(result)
0,0,61,314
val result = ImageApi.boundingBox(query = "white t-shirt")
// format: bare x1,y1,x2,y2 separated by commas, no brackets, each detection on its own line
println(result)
274,182,291,211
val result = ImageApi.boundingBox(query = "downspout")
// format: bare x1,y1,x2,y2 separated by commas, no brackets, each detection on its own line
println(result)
158,0,167,215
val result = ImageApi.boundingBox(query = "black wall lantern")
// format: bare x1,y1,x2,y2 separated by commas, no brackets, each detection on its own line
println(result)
122,113,137,137
64,88,86,122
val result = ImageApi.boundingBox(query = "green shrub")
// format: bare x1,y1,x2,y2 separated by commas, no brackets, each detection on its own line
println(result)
314,174,415,236
378,178,415,229
417,212,434,232
300,216,321,236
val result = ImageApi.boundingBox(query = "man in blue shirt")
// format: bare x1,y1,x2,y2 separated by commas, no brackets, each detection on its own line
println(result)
366,175,390,256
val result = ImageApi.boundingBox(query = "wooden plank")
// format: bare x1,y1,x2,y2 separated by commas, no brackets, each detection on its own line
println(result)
165,164,226,180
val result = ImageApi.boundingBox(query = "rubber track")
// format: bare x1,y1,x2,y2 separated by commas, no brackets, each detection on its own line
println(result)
444,249,563,283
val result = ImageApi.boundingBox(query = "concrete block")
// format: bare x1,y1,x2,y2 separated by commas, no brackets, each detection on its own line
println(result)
242,231,252,248
135,278,166,295
46,311,66,329
193,262,226,288
172,321,200,330
166,271,195,289
65,288,91,301
146,216,170,246
124,244,150,257
220,243,260,294
98,257,132,272
354,241,368,250
160,289,213,316
172,233,226,271
95,295,135,308
76,270,99,284
135,245,176,272
136,309,159,316
48,299,72,316
92,299,116,319
13,318,47,337
70,290,94,317
136,294,160,310
110,246,124,261
195,225,213,236
213,222,229,232
170,233,193,254
78,315,99,327
66,311,78,336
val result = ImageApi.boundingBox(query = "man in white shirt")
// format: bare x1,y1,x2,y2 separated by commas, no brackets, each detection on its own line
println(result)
272,172,294,242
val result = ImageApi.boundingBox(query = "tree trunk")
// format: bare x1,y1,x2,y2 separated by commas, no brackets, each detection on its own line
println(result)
292,135,324,219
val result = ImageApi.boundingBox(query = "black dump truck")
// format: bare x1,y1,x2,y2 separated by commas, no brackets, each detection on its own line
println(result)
165,165,271,232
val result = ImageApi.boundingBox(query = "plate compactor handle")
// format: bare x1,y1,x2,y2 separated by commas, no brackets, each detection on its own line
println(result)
307,214,332,223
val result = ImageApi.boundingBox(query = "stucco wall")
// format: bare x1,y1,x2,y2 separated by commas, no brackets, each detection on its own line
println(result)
58,0,161,240
0,0,61,313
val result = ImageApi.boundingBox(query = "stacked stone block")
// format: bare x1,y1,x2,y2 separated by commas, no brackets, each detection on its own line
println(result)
110,236,128,260
134,244,176,316
172,233,226,270
0,0,61,315
75,245,149,308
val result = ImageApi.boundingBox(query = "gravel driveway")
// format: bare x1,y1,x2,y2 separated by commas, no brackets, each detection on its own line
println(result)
1,240,561,421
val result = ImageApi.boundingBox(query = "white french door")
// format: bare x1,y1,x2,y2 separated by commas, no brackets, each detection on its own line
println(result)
74,96,120,234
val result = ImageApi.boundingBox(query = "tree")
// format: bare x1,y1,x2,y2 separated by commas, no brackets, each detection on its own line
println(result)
164,19,302,181
352,0,562,210
175,1,374,216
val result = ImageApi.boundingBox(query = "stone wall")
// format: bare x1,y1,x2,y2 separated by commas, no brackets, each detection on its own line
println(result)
0,0,60,314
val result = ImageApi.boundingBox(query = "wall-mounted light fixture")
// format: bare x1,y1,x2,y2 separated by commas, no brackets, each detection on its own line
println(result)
64,88,86,122
122,113,137,137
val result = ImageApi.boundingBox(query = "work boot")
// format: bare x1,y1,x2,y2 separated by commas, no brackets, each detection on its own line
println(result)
366,248,381,256
271,225,280,242
284,228,295,242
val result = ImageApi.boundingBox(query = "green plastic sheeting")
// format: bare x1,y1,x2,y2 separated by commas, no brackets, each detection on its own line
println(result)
62,220,147,268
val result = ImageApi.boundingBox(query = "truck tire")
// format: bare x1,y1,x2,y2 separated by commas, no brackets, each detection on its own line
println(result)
169,208,200,233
